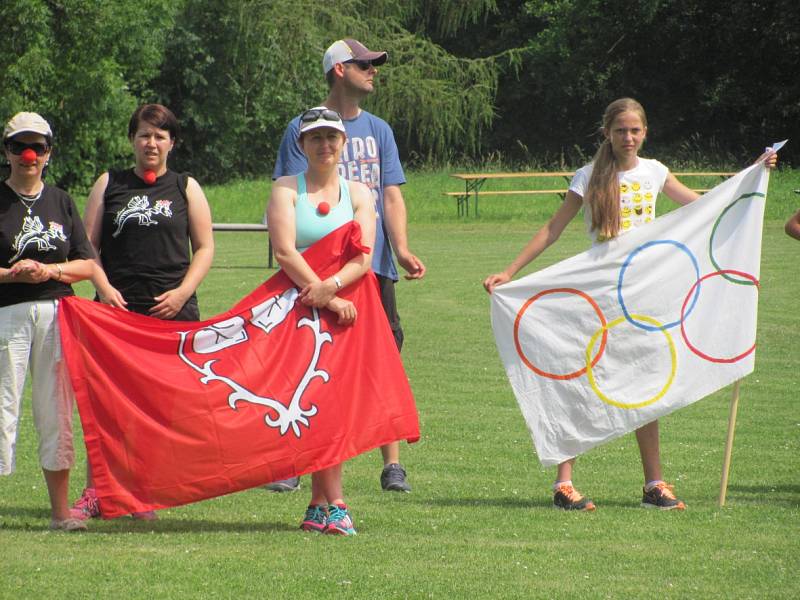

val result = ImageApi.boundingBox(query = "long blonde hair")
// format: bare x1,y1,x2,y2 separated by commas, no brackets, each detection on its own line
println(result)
585,98,647,240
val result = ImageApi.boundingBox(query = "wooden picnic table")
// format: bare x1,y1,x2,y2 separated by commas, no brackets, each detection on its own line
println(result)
446,171,737,217
447,172,573,217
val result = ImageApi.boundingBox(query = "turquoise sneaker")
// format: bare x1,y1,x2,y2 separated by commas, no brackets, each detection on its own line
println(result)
325,504,356,536
300,504,328,533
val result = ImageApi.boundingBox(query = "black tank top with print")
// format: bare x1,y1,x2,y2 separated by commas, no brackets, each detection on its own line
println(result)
100,169,194,313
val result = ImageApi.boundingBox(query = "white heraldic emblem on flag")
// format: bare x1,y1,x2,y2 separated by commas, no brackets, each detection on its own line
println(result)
491,162,771,466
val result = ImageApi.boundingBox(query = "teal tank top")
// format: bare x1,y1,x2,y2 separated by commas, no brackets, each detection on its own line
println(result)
295,174,354,252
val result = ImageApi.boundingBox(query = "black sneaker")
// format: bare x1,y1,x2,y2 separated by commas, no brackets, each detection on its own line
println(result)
380,463,411,492
553,483,596,511
262,477,300,492
641,482,686,510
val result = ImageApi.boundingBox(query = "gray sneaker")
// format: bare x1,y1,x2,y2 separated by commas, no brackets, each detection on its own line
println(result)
380,463,411,492
262,476,300,492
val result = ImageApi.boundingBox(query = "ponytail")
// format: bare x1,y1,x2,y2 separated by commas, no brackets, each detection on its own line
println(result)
585,140,620,240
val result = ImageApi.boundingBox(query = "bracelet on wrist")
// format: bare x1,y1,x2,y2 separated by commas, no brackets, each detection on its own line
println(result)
55,263,63,282
332,275,343,290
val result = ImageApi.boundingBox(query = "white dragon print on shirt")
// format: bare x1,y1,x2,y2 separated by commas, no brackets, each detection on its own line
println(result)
11,216,67,262
113,196,173,238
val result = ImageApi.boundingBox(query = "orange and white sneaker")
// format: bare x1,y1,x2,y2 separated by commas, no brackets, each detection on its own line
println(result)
553,483,596,511
641,482,686,510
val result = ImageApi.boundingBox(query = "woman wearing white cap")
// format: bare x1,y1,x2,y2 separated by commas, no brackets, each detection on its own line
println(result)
0,112,95,531
268,107,376,535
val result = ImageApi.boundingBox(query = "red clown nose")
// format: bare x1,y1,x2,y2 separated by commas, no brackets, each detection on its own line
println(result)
20,148,38,164
317,201,330,216
142,170,157,185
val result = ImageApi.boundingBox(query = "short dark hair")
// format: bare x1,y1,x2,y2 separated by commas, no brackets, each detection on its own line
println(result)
128,104,179,141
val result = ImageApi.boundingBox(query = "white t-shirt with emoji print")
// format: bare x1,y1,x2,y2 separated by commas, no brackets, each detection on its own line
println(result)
569,157,669,244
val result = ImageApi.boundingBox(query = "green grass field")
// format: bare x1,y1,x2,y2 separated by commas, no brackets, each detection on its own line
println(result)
2,169,799,599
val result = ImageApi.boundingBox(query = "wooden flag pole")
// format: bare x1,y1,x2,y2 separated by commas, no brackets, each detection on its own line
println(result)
718,380,741,507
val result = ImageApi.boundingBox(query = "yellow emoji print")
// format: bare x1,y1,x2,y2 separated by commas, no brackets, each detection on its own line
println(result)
632,182,641,191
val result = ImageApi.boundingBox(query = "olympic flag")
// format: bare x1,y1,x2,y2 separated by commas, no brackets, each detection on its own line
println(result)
491,162,771,466
59,222,419,518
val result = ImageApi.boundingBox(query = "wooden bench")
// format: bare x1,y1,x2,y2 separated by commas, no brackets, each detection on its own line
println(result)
212,222,273,268
446,171,736,217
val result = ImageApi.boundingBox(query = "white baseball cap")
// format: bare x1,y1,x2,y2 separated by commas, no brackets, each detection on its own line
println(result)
296,107,346,149
322,38,388,74
4,112,53,142
299,107,346,134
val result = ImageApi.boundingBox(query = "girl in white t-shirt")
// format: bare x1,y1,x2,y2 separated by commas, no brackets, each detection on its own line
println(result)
484,97,777,511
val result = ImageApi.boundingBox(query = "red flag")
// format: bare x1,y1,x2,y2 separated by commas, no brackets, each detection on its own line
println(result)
59,222,419,518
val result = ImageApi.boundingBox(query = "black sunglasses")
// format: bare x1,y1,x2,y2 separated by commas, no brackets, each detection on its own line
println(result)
345,59,373,71
5,140,50,156
300,108,342,123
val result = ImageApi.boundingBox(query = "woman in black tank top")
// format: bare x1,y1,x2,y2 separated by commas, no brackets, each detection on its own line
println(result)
72,105,214,521
83,104,213,321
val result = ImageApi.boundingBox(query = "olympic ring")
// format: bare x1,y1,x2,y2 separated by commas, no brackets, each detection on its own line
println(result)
513,288,607,380
680,269,759,363
617,240,700,331
708,193,765,285
585,314,677,409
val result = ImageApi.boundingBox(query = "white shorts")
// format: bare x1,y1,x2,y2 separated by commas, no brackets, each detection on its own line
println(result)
0,300,75,474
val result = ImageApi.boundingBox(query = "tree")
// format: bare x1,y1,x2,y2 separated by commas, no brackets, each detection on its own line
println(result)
152,0,324,182
436,0,800,166
152,0,505,180
0,0,177,191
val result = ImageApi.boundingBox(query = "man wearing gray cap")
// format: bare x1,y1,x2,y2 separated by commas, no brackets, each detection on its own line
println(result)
270,38,425,493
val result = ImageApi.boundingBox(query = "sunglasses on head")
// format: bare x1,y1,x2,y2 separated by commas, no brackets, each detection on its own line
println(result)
5,140,50,156
300,108,342,123
345,59,373,71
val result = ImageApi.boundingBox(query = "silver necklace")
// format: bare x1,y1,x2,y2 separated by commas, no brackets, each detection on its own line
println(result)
8,185,43,214
17,191,43,214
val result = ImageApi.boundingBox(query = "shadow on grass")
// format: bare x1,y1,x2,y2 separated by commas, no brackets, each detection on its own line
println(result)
0,505,50,519
88,519,299,535
420,495,648,510
726,483,800,507
0,510,298,534
420,496,549,509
